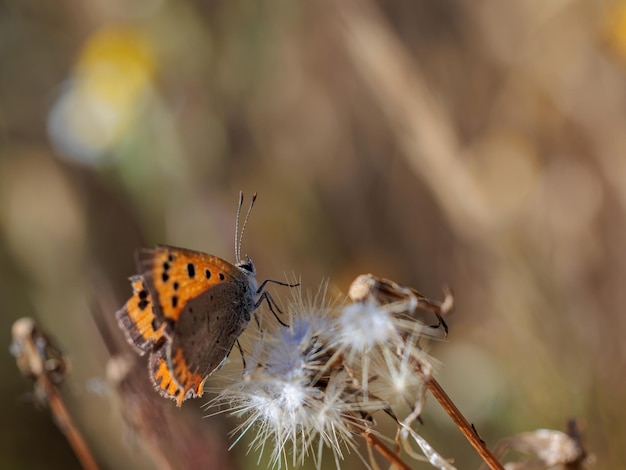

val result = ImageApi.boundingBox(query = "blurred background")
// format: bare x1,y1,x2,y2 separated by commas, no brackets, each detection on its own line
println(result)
1,0,624,468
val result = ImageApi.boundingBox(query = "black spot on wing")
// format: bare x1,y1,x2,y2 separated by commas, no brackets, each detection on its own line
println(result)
161,261,171,282
187,263,196,278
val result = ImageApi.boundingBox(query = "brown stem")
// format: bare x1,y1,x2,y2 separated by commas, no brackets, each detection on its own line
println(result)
11,318,99,470
426,378,504,470
361,430,411,470
44,378,100,470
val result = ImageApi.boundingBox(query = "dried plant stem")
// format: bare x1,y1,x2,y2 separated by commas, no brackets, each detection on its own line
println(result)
44,378,99,470
361,430,411,470
11,318,99,470
426,378,503,470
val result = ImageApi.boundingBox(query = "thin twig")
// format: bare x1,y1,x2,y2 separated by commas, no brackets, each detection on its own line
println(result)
426,378,504,470
44,377,100,470
361,429,411,470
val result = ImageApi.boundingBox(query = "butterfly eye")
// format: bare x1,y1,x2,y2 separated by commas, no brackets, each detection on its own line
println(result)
239,258,255,274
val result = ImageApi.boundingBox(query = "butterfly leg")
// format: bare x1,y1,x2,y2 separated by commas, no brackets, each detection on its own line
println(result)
236,339,247,370
254,278,299,327
254,291,289,327
256,279,299,293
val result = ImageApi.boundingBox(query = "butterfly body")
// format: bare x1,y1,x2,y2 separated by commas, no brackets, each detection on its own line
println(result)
116,245,259,406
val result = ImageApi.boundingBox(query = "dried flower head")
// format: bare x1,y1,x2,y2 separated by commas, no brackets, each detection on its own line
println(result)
208,277,455,469
333,274,449,406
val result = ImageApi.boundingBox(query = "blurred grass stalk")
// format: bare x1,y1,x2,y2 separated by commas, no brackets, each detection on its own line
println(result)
336,0,492,242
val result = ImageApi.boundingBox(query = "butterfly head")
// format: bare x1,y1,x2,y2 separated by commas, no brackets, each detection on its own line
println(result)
237,256,256,277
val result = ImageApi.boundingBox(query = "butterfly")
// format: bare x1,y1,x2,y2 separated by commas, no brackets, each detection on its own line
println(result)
116,192,287,406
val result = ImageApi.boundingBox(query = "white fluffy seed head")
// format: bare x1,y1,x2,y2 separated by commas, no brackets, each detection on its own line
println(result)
208,277,446,469
212,285,377,468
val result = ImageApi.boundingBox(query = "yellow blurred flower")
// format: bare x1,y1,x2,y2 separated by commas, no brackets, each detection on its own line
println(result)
606,1,626,61
48,26,156,163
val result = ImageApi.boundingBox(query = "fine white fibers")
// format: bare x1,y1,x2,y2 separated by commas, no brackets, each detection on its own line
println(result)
217,302,372,468
330,296,438,404
335,300,399,352
209,278,452,469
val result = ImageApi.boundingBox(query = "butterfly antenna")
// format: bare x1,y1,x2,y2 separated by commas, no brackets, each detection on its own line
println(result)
239,192,257,263
235,191,244,264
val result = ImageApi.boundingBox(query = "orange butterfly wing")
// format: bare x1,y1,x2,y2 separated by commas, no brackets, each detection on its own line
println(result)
138,245,244,323
116,275,166,354
148,345,181,400
147,343,205,406
169,346,206,405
